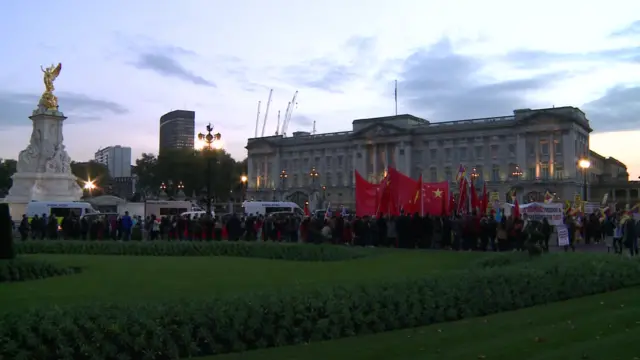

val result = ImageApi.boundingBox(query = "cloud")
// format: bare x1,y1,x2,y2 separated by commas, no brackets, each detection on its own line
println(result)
291,114,315,127
502,46,640,69
281,36,377,93
582,86,640,132
610,20,640,37
132,50,216,87
0,92,128,127
397,38,562,121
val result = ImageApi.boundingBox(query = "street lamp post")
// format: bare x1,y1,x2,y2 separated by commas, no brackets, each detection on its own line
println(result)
240,175,248,201
176,181,185,199
83,179,96,197
279,170,288,200
197,123,222,215
578,158,591,201
309,167,319,187
471,167,479,183
511,165,523,180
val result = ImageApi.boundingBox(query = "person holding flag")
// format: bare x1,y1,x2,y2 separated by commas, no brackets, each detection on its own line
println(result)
340,205,348,217
324,203,332,220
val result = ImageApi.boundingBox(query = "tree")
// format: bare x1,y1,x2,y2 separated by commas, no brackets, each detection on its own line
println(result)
133,150,247,201
134,153,159,194
0,159,17,196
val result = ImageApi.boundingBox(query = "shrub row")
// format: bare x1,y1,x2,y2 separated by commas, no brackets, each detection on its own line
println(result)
14,240,367,262
472,252,534,268
0,258,81,283
1,254,639,360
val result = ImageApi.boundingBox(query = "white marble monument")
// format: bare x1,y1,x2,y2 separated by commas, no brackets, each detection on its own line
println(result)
5,63,82,211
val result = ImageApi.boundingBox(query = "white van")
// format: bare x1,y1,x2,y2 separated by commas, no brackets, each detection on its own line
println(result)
242,201,304,217
145,200,191,218
26,201,97,222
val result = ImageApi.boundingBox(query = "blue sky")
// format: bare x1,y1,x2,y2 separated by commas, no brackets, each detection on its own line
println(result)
1,0,640,179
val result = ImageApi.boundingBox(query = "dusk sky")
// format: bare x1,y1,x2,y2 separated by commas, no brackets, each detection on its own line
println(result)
1,0,640,179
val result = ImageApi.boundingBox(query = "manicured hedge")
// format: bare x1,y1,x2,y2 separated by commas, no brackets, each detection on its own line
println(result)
0,254,638,359
14,240,366,262
472,252,533,268
0,258,81,283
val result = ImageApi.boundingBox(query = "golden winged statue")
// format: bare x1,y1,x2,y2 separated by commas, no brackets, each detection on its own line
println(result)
38,63,62,110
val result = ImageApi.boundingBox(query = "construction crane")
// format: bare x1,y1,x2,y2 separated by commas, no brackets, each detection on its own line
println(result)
253,101,261,138
260,89,273,137
278,103,290,135
280,91,298,137
274,110,281,136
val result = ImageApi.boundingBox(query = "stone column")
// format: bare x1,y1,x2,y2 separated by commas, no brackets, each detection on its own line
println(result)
351,145,357,185
404,141,412,177
535,136,540,179
273,150,281,189
549,133,554,176
263,156,268,189
247,156,254,190
563,131,576,179
516,133,526,172
626,189,630,205
394,144,400,171
373,144,378,182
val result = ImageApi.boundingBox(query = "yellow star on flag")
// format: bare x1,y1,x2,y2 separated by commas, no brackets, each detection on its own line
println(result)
433,189,443,198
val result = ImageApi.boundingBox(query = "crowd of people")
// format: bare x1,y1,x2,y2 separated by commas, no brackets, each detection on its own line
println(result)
12,207,639,255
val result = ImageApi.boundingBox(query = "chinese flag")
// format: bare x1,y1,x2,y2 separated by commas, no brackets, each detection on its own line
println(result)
470,180,479,213
355,171,378,217
376,174,392,216
408,174,423,215
422,182,449,216
457,178,468,215
388,167,416,212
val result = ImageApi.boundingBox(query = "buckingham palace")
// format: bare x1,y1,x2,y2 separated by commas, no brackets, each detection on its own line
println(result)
245,106,637,209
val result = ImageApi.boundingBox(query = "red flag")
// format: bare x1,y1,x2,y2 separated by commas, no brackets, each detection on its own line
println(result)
375,173,390,216
456,164,466,183
457,178,468,215
407,174,423,215
355,171,378,217
470,179,479,214
422,182,449,216
388,167,416,212
512,189,520,219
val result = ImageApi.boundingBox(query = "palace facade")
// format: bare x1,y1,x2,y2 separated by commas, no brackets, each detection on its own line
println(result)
246,106,638,209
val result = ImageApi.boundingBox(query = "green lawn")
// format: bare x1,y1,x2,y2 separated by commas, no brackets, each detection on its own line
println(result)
0,250,482,312
209,287,640,360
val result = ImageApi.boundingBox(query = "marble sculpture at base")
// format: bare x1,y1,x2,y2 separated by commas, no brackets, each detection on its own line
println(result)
5,107,82,203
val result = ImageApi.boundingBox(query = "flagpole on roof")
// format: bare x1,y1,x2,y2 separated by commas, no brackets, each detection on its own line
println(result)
394,80,398,116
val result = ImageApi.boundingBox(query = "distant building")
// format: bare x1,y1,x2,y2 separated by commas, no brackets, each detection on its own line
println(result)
94,146,132,178
160,110,195,153
246,106,639,208
109,176,135,200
